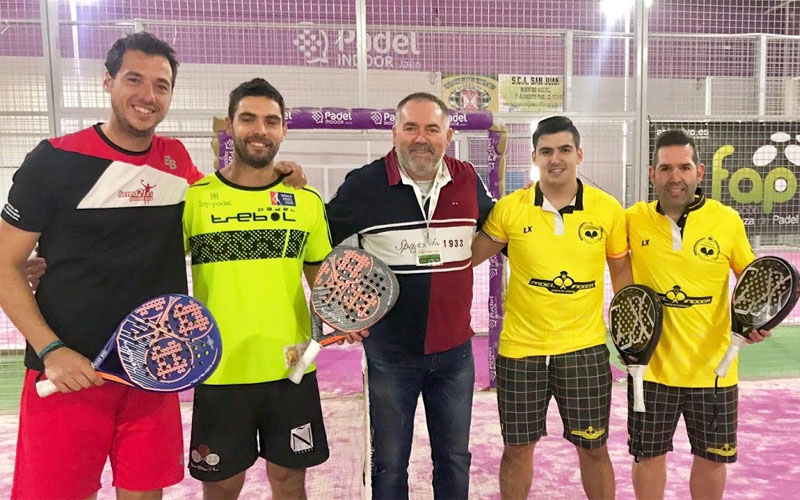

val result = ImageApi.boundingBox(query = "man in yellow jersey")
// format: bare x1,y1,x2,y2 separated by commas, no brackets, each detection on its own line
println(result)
626,129,770,500
472,116,632,500
183,78,359,499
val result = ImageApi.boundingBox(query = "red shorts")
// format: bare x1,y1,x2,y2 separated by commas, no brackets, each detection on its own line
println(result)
12,369,184,499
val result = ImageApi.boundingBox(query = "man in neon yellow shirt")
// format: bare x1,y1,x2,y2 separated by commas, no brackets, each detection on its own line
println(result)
626,129,770,500
184,78,350,499
472,116,632,500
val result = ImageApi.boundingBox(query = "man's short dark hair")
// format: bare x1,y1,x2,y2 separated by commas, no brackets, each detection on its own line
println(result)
532,116,580,149
105,32,179,87
653,129,700,166
228,78,286,120
396,92,450,125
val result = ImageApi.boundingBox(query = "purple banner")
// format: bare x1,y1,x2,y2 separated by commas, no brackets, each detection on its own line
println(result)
486,127,505,389
285,108,492,130
217,130,233,170
219,107,492,169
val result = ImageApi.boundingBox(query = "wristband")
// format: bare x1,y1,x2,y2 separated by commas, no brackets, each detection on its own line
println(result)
38,339,66,361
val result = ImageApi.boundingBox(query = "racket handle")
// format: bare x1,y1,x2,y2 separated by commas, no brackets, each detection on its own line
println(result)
35,379,58,398
714,333,748,378
628,364,647,413
288,340,322,385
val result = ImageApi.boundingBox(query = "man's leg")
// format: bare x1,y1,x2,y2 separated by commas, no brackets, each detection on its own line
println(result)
499,443,536,500
189,384,260,496
12,370,115,500
495,354,550,500
201,473,247,500
575,445,615,500
552,345,614,500
689,457,726,500
112,390,184,495
627,380,682,500
684,385,738,500
267,462,307,500
116,488,163,500
259,374,329,498
631,455,667,500
422,340,474,499
366,349,425,499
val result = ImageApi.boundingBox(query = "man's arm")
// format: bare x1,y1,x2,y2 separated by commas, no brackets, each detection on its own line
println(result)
275,160,307,189
471,232,506,267
0,221,102,392
607,253,633,294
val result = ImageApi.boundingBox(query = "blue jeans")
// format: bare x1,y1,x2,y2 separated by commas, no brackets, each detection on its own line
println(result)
366,340,474,500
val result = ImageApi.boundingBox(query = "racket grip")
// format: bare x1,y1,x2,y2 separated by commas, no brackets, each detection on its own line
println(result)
288,340,322,385
714,333,748,378
629,364,647,413
35,379,58,398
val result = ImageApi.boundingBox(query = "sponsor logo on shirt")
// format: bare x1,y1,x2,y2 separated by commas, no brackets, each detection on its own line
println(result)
271,192,296,206
164,155,177,170
694,236,721,262
578,222,605,244
657,285,713,308
118,180,156,204
528,270,596,294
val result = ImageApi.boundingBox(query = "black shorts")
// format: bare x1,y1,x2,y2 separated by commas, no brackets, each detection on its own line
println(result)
189,372,330,481
496,344,612,449
627,381,738,463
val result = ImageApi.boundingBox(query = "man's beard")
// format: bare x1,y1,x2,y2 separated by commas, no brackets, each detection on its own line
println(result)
111,104,159,139
397,146,443,179
233,136,279,168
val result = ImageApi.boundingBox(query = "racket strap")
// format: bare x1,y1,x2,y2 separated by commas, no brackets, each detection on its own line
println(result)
632,404,643,463
710,376,720,432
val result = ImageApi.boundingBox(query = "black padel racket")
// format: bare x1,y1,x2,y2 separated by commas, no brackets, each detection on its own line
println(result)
714,256,799,378
36,294,222,397
609,284,663,413
289,247,399,384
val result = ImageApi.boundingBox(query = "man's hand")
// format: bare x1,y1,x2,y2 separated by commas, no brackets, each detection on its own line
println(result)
275,160,307,189
25,256,46,292
336,329,370,345
43,347,104,393
746,329,772,344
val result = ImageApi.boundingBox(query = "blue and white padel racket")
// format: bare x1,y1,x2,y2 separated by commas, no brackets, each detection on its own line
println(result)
36,294,222,397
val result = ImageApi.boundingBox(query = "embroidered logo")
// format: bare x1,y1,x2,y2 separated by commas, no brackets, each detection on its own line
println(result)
164,155,177,170
707,443,737,457
693,236,721,262
578,222,605,244
570,426,606,440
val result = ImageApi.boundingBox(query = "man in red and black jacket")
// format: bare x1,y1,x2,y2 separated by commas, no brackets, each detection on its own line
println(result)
326,92,494,500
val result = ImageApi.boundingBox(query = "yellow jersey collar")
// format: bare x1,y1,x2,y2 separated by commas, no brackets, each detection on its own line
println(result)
533,179,584,215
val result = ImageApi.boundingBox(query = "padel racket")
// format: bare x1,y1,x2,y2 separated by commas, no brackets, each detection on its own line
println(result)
609,284,663,413
36,294,222,397
288,247,399,384
714,256,799,378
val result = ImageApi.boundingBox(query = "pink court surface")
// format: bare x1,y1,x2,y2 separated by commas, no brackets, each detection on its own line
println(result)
0,337,798,499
